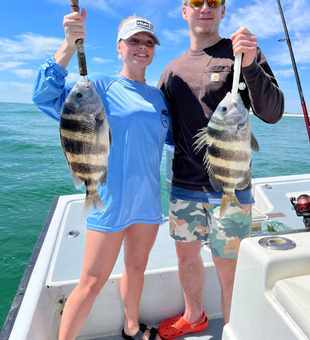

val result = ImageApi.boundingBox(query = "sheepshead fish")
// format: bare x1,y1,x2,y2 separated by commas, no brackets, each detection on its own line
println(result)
194,92,259,218
60,78,112,219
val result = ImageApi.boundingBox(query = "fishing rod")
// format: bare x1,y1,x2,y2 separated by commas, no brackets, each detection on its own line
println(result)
70,0,88,77
276,0,310,141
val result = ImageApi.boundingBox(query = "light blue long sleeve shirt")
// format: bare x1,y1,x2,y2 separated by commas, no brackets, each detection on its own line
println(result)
33,58,173,231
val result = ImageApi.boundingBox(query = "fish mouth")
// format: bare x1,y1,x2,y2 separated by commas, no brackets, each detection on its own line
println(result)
224,112,241,124
78,78,92,89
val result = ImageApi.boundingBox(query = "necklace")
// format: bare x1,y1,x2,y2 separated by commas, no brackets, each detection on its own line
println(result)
119,72,146,85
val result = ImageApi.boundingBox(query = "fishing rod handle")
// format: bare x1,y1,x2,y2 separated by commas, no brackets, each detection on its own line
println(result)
71,0,88,76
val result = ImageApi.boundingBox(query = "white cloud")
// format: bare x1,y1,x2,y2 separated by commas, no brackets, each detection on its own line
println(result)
0,61,25,71
282,0,310,34
161,29,189,45
0,81,34,92
167,6,183,18
270,36,310,66
66,72,82,84
93,57,115,63
9,69,37,79
221,1,281,39
273,68,294,78
221,0,310,40
0,34,64,61
47,0,124,17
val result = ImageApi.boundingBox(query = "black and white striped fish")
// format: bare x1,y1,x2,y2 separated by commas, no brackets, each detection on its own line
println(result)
194,92,259,218
60,78,112,219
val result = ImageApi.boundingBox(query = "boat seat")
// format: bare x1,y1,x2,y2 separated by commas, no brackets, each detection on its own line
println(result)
272,274,310,339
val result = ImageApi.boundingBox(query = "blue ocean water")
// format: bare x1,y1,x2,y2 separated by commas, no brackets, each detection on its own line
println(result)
0,102,310,329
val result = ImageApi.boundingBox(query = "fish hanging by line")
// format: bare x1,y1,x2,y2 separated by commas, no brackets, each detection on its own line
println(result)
193,92,259,218
60,78,112,220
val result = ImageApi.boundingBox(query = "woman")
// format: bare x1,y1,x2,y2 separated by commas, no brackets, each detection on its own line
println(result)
32,8,172,340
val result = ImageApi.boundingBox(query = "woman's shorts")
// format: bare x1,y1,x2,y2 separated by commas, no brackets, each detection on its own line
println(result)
169,198,252,259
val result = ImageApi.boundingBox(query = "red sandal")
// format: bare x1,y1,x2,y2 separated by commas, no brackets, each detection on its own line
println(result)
158,312,208,339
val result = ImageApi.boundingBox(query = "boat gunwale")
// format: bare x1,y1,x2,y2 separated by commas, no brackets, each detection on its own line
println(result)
251,228,309,238
0,196,60,340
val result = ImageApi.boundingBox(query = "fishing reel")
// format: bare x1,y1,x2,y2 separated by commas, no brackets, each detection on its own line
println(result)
290,195,310,231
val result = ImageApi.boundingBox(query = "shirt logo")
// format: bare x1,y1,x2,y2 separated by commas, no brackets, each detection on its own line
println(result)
211,73,219,82
161,109,169,128
136,20,150,29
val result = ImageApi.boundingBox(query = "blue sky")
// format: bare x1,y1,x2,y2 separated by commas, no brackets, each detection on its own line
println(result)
0,0,309,113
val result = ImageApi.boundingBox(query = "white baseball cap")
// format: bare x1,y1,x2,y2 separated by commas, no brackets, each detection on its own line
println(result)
117,18,161,46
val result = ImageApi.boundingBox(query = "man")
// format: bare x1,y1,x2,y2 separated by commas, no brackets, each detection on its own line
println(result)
157,0,284,337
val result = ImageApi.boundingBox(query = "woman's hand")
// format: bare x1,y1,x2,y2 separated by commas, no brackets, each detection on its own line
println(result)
63,7,87,51
53,8,87,69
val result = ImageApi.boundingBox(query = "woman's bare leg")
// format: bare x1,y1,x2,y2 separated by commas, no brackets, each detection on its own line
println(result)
59,228,125,340
121,223,161,339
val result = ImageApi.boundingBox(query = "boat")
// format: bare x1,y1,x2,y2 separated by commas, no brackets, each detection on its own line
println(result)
2,1,310,339
1,143,310,340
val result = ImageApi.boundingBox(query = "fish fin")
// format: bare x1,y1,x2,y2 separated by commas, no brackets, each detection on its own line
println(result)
99,168,108,187
194,127,209,139
204,151,223,192
95,115,104,133
81,192,106,220
95,115,104,154
69,165,84,189
220,195,243,219
193,128,211,153
236,169,252,190
251,132,260,152
109,127,113,146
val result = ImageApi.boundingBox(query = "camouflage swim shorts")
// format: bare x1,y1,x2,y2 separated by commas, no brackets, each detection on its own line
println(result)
169,198,252,259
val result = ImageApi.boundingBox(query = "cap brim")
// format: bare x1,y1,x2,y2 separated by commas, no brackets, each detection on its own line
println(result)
120,28,161,46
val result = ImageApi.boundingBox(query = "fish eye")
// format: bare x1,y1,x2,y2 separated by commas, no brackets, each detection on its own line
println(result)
77,93,83,98
237,124,245,131
222,106,227,112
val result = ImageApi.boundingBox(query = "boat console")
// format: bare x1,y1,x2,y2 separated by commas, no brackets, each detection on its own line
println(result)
222,227,310,340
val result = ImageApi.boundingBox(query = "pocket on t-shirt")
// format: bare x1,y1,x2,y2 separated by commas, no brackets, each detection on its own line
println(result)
201,65,234,112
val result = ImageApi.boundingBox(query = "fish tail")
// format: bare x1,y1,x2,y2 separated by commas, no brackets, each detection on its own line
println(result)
81,192,106,220
219,194,243,219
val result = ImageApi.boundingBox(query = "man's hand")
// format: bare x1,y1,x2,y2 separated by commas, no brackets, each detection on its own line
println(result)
231,27,257,68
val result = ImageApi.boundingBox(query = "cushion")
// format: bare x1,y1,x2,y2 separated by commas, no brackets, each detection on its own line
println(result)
273,275,310,338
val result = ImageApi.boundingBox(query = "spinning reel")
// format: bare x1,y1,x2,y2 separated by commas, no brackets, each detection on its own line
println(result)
290,194,310,231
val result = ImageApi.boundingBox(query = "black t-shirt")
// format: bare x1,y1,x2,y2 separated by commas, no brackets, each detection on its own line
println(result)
158,38,284,192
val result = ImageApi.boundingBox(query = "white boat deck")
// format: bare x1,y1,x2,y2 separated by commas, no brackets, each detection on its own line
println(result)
45,196,222,340
251,174,310,230
48,198,213,284
2,174,310,340
48,174,310,340
88,318,224,340
50,174,310,285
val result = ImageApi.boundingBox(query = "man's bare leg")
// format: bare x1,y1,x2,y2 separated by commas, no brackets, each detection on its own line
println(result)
175,240,205,323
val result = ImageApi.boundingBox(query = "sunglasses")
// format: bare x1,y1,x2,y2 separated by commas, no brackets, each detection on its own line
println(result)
186,0,222,8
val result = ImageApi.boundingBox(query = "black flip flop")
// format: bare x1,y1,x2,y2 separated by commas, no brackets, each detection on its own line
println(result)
122,323,158,340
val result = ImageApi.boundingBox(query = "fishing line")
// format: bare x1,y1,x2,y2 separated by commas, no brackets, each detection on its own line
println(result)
255,0,283,40
255,0,286,100
255,0,296,188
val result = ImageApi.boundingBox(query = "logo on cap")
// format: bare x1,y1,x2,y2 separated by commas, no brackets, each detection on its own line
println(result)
136,20,150,29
